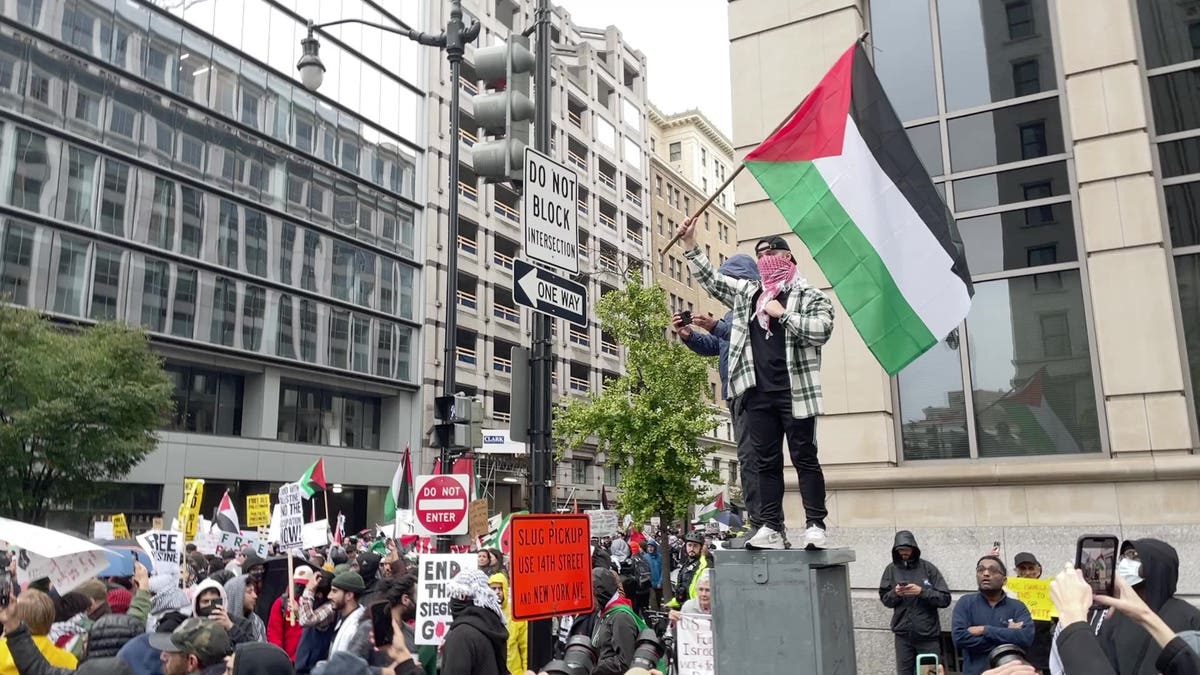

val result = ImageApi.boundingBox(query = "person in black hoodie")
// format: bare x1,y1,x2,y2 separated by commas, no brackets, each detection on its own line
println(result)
1098,538,1200,675
355,553,383,606
878,530,952,675
440,569,508,675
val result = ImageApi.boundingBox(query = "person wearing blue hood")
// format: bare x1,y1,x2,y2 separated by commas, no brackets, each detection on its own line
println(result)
673,253,761,545
642,541,663,609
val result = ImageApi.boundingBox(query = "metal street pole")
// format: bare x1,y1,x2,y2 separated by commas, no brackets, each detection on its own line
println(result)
527,0,555,667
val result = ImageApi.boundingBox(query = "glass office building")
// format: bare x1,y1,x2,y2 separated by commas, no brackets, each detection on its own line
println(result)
0,0,427,529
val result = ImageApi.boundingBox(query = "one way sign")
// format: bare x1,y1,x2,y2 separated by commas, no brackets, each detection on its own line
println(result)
513,259,588,328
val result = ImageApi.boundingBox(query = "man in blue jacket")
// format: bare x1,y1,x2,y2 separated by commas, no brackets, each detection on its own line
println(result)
643,540,663,608
951,555,1034,675
671,254,760,546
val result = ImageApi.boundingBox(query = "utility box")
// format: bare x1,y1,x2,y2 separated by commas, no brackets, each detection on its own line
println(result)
711,547,857,675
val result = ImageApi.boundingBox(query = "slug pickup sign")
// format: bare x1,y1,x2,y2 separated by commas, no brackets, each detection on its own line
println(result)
509,514,593,622
513,259,588,328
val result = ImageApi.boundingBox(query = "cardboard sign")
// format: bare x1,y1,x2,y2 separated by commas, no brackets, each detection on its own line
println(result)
1006,577,1058,621
151,517,164,531
301,519,329,549
178,479,204,542
414,553,476,646
510,514,593,621
136,530,184,577
276,483,304,550
93,521,114,540
468,499,490,542
585,509,619,538
111,514,130,539
245,494,272,527
216,531,269,558
677,613,715,675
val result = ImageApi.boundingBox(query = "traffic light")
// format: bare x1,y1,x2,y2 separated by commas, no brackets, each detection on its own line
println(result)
434,393,485,450
472,35,535,183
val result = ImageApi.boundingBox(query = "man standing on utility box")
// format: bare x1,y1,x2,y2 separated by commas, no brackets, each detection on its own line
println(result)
675,217,834,551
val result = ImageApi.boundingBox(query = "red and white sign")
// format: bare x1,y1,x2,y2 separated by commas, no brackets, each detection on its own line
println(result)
414,474,470,536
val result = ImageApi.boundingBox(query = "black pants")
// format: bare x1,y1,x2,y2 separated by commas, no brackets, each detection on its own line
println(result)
894,636,940,675
737,387,827,532
729,396,760,530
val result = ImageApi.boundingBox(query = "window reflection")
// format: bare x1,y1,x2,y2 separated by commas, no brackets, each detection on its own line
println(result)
1176,255,1200,427
165,362,243,436
957,203,1075,275
872,0,938,122
1137,0,1200,69
952,161,1068,212
277,384,381,450
899,335,970,460
1148,68,1200,136
947,98,1064,172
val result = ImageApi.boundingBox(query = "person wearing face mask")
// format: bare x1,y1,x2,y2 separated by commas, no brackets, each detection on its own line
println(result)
951,556,1034,675
1097,539,1200,675
440,570,507,675
675,219,835,550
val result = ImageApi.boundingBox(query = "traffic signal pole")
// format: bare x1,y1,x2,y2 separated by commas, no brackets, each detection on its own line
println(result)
527,0,556,668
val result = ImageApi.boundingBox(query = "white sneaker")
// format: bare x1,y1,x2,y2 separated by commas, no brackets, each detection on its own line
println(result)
746,526,785,550
804,525,827,548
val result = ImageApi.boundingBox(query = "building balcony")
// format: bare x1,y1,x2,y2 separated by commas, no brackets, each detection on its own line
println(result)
569,376,589,392
569,329,590,347
493,355,513,374
456,346,477,365
457,235,478,256
493,251,514,271
626,230,643,247
597,212,616,230
457,290,477,310
599,255,618,273
568,110,582,128
598,173,616,191
493,411,511,424
567,151,587,171
458,182,478,203
493,304,519,323
495,201,520,224
625,190,642,207
459,128,478,147
601,340,619,356
577,199,589,216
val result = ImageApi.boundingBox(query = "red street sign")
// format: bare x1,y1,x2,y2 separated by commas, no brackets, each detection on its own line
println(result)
414,475,470,536
509,514,593,621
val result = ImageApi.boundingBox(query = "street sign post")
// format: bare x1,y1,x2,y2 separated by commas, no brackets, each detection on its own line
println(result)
522,147,579,273
513,259,587,327
414,474,470,536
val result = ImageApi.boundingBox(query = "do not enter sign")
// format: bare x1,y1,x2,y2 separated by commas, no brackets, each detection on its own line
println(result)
509,514,593,621
414,474,470,536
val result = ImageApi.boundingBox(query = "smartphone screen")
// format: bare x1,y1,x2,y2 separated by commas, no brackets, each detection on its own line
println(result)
1076,535,1118,597
370,601,394,648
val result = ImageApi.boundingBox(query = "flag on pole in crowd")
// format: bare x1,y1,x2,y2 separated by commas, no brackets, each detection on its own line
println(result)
215,490,240,533
384,446,414,522
298,458,327,499
334,512,346,545
573,498,580,514
743,42,973,375
697,493,725,522
600,485,610,510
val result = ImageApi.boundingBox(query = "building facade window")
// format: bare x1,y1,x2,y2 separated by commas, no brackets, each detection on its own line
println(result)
668,141,681,162
276,384,381,450
873,0,1101,460
164,362,244,436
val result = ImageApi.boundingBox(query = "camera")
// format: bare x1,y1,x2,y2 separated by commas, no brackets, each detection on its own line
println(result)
679,310,692,327
544,635,598,675
630,628,665,670
988,644,1030,668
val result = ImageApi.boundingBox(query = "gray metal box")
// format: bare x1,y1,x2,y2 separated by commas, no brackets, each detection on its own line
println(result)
711,547,857,675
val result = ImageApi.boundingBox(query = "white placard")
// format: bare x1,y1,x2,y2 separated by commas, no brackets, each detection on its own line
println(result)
414,553,477,646
93,521,114,540
217,531,269,558
136,530,184,577
677,613,715,675
277,482,304,550
585,509,620,538
522,147,579,273
301,519,329,549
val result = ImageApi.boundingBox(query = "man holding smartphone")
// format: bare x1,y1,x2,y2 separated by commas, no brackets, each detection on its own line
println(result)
879,531,952,675
676,219,835,550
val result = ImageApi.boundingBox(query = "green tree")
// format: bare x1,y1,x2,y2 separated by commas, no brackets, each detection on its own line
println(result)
0,305,172,523
553,274,718,599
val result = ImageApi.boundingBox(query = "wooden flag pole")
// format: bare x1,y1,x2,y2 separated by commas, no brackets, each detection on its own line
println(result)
661,30,871,258
286,552,296,626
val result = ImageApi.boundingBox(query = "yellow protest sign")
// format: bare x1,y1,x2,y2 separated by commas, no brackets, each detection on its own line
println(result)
178,479,205,542
1006,577,1057,621
245,494,272,527
111,514,130,539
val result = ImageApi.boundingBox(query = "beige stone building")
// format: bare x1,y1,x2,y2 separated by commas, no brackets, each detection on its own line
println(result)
648,106,740,488
728,0,1200,670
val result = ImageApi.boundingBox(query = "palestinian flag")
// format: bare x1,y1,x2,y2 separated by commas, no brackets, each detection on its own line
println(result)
298,458,326,499
995,368,1081,453
384,446,414,522
697,493,724,522
487,511,528,555
744,43,973,375
215,490,240,533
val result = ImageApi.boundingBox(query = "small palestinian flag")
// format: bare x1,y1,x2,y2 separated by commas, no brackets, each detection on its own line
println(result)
745,43,973,375
215,490,240,533
697,493,724,522
298,458,326,499
384,446,414,522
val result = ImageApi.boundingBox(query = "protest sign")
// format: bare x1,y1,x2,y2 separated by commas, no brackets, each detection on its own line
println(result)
585,509,619,538
1006,577,1057,621
510,515,592,621
93,521,114,540
276,483,304,550
151,517,164,531
414,553,476,646
676,613,715,675
301,519,329,549
216,531,268,558
177,479,204,541
245,494,271,527
136,530,184,577
468,499,489,542
111,514,130,539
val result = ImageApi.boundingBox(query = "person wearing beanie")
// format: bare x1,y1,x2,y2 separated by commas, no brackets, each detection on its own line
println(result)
322,572,370,664
951,555,1033,675
106,588,133,615
227,642,293,675
441,570,507,675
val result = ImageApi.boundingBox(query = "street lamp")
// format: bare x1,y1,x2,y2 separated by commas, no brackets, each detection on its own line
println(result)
297,5,480,555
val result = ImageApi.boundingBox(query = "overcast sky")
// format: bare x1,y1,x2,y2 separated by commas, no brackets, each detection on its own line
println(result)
554,0,732,137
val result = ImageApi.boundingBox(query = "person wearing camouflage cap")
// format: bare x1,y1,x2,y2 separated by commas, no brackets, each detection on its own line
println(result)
149,617,232,675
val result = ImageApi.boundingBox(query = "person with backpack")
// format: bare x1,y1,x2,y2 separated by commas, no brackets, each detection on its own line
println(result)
622,543,652,614
879,530,951,675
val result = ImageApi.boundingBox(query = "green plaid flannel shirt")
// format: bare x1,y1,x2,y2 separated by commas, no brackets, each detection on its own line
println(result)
684,245,834,418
